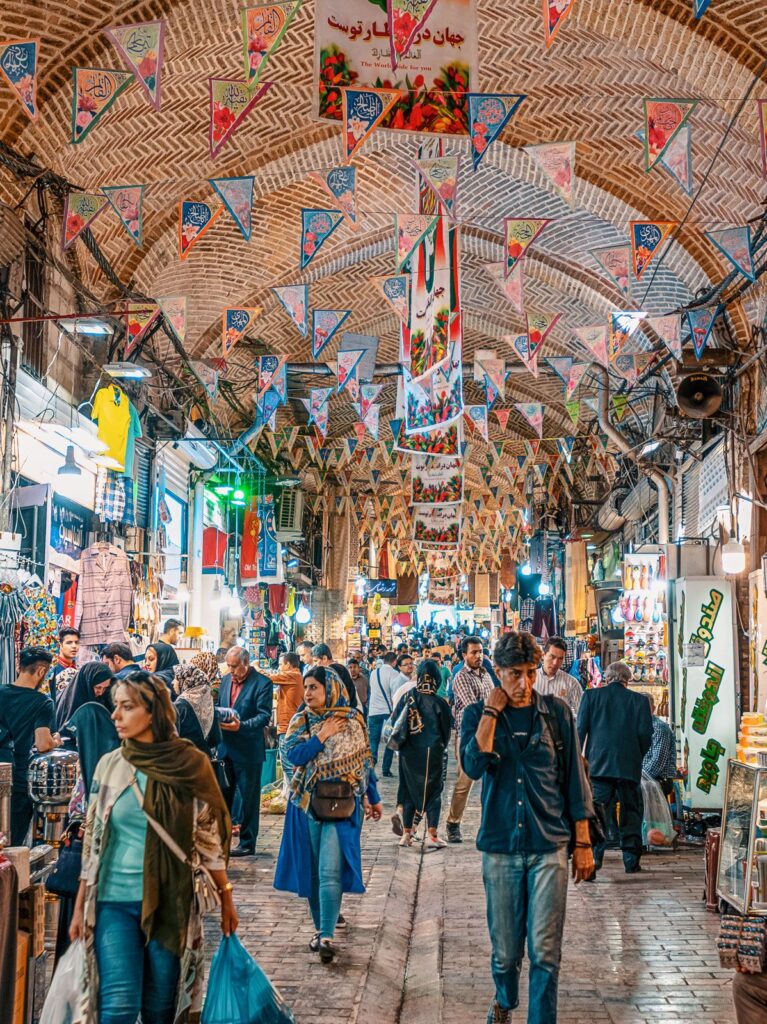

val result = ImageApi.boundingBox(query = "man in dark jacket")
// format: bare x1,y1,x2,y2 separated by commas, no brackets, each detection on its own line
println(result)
217,646,273,856
577,661,653,873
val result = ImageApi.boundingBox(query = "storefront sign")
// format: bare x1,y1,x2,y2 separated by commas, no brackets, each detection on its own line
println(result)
364,578,397,597
674,577,737,808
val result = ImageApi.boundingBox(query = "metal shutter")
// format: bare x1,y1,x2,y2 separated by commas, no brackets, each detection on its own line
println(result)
134,442,152,530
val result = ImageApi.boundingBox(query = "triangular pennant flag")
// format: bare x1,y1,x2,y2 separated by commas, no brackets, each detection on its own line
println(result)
178,200,223,260
543,0,576,47
573,324,608,367
337,349,365,394
609,311,645,361
345,438,358,460
705,226,756,282
241,2,302,88
517,403,544,439
693,0,712,16
645,314,681,360
591,246,631,296
467,93,526,170
395,214,438,272
372,274,410,325
636,127,693,196
157,296,187,344
484,261,525,314
524,440,541,461
389,417,403,440
190,361,219,401
556,437,575,464
508,334,539,377
359,383,384,419
613,354,645,390
255,388,282,430
630,220,677,280
308,386,333,423
273,284,308,337
61,192,109,250
533,463,548,486
414,155,459,215
644,98,698,171
309,166,357,229
301,208,344,269
687,306,719,360
101,185,145,247
124,303,160,359
566,362,590,400
526,310,561,360
612,394,629,421
313,403,330,440
0,39,39,120
495,409,511,431
72,67,134,144
363,406,380,440
466,406,489,442
544,356,573,385
209,79,272,159
258,354,287,400
525,142,576,206
353,422,366,443
565,399,580,426
387,0,440,68
209,176,255,241
484,371,502,409
104,21,165,109
342,87,401,162
223,307,262,357
312,308,351,358
505,218,551,278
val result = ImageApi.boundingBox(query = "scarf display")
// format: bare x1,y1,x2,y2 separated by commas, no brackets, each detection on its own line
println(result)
120,737,230,956
283,668,371,813
173,663,215,735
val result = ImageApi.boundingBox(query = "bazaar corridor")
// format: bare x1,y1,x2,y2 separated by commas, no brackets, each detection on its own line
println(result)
216,765,733,1024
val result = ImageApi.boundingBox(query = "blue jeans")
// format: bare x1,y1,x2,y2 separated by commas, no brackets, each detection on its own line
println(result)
95,901,180,1024
278,733,294,785
306,814,343,939
481,848,568,1023
367,714,394,774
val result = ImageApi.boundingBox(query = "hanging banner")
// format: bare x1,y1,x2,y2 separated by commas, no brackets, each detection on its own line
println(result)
630,220,677,279
309,166,357,229
411,455,464,504
396,213,439,272
495,408,511,431
124,302,160,359
190,361,219,401
387,0,440,69
256,386,282,430
0,39,39,120
612,394,629,421
342,86,401,161
414,155,460,215
104,21,165,109
209,78,272,159
413,504,461,546
72,67,134,144
687,306,719,360
609,310,645,361
693,0,712,15
359,383,384,418
543,0,576,48
705,226,756,282
636,126,693,196
312,308,351,358
481,357,505,408
258,495,280,577
505,218,550,278
508,333,539,377
759,99,767,179
102,184,144,247
157,296,187,344
484,261,524,314
403,354,463,435
339,332,379,381
315,0,477,136
644,98,698,171
273,283,308,336
556,436,575,464
258,354,287,398
467,92,526,170
466,405,489,441
613,354,646,390
645,313,681,360
178,200,223,260
565,398,579,426
337,348,365,393
526,310,561,360
223,307,262,356
516,402,544,439
361,404,380,440
209,175,255,241
544,356,573,385
301,207,344,269
395,419,461,456
373,274,410,324
61,191,109,250
566,362,590,399
404,217,455,378
591,246,631,296
241,1,303,88
573,324,608,367
525,141,576,206
308,386,333,423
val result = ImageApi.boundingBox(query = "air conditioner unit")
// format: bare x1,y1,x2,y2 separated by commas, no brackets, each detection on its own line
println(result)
276,489,304,540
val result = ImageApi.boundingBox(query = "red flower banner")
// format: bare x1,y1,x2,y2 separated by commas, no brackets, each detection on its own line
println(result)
643,98,698,172
61,191,109,250
208,78,272,159
102,185,145,247
124,303,160,359
388,0,440,70
241,2,302,89
104,21,165,109
71,67,134,144
0,39,39,120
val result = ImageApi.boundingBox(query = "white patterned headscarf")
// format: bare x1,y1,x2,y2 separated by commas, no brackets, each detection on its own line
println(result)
173,663,215,736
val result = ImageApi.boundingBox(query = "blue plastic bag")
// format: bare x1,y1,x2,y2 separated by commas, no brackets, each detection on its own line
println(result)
202,934,296,1024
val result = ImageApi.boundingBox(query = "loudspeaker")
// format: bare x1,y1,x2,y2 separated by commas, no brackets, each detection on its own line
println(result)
676,373,723,419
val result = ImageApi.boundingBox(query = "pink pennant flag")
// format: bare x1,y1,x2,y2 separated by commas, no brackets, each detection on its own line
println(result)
414,154,460,216
644,98,698,172
573,324,608,366
505,218,551,278
102,185,145,247
209,176,255,241
104,21,166,109
484,261,525,314
645,314,681,360
495,409,511,431
516,403,545,439
124,302,160,359
337,349,365,394
543,0,576,47
526,310,561,360
591,246,631,296
157,296,187,344
525,142,576,206
566,362,590,399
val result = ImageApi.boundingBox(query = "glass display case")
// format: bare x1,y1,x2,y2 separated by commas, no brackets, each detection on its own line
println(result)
620,548,669,720
716,759,767,914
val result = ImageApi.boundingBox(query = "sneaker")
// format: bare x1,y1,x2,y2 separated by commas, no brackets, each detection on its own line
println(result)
486,1001,512,1024
398,833,413,847
446,823,463,844
309,933,320,953
319,938,335,964
425,834,447,850
336,913,347,930
391,812,404,836
625,863,643,874
382,771,395,778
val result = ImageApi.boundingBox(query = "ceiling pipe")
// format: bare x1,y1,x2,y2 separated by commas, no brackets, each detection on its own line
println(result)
595,364,670,544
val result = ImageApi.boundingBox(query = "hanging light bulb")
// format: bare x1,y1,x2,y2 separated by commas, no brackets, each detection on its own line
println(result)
229,589,242,616
538,580,550,596
175,581,190,604
295,598,312,624
721,539,746,575
219,585,232,607
520,562,532,576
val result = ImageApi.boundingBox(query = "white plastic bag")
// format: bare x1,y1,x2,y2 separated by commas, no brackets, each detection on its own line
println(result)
641,772,675,847
40,938,88,1024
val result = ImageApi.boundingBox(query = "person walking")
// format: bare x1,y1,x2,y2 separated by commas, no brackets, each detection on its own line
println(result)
143,642,180,687
461,631,594,1024
577,661,653,873
367,652,400,777
445,636,495,843
69,671,236,1024
217,646,273,856
172,662,221,757
297,641,314,675
51,627,80,700
533,637,583,716
642,693,676,798
393,659,452,850
264,652,305,785
347,658,369,715
392,652,415,707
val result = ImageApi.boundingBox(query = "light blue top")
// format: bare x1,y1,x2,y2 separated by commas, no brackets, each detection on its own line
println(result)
99,770,147,902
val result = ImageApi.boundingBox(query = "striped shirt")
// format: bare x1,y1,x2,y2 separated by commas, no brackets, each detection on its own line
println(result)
642,716,676,780
533,668,583,716
452,664,494,737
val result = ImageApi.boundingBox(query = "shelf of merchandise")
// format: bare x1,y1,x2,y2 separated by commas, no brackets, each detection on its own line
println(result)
620,550,670,719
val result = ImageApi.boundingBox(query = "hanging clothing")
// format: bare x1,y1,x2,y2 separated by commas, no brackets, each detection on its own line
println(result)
532,596,556,641
91,385,133,469
565,541,588,635
20,581,58,652
75,544,133,646
0,587,29,686
122,403,143,478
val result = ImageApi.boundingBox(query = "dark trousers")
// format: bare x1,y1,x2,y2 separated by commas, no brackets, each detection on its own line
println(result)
591,776,644,871
368,714,394,774
223,758,263,851
733,968,767,1024
11,781,33,846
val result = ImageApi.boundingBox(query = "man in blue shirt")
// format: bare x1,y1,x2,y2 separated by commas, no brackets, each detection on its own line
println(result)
461,631,594,1024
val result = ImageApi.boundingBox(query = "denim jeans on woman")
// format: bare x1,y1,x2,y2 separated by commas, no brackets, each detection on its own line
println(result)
95,901,180,1024
481,847,568,1024
306,814,343,940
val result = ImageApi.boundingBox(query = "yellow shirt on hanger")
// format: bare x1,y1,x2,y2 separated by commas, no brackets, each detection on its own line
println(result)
91,385,131,469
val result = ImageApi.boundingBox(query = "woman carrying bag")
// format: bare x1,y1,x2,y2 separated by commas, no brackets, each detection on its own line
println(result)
274,666,382,964
69,671,236,1024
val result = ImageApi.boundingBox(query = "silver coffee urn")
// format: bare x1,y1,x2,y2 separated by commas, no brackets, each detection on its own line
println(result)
28,750,79,845
0,762,11,847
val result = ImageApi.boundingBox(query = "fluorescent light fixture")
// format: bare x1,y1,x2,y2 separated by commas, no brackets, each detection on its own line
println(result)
102,362,152,379
274,477,301,488
58,446,82,476
640,440,661,456
92,454,125,470
60,318,114,336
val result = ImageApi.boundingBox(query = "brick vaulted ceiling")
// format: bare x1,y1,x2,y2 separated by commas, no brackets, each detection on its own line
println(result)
1,0,766,451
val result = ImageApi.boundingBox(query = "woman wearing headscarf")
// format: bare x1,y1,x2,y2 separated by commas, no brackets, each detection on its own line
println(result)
392,658,452,850
173,662,222,758
56,662,114,732
274,666,382,964
69,671,236,1024
143,642,180,685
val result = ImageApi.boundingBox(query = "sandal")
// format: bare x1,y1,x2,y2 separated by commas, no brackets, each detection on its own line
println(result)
309,932,320,953
398,832,413,847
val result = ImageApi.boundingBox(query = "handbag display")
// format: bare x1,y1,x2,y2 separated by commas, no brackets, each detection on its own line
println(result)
309,780,356,821
45,820,83,898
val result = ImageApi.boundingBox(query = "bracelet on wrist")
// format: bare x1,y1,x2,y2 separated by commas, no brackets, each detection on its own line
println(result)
574,842,592,849
481,708,499,720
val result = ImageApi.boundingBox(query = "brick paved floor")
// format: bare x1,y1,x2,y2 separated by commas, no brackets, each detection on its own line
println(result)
212,757,734,1024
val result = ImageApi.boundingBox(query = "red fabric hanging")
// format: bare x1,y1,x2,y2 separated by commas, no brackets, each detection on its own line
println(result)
241,511,259,578
268,584,287,615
